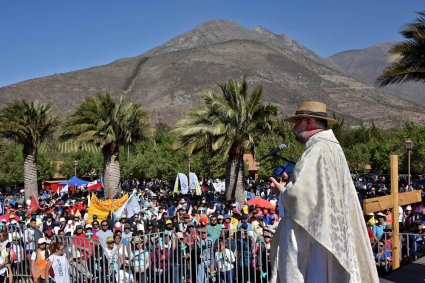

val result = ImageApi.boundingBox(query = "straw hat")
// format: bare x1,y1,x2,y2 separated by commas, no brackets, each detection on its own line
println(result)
285,101,338,126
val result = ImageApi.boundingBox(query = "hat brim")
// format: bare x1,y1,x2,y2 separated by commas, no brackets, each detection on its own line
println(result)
285,114,338,126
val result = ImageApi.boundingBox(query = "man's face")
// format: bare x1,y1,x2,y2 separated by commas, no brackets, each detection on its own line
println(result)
101,222,108,231
293,118,309,143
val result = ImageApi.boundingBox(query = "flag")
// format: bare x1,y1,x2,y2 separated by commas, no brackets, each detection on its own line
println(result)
88,182,103,192
87,194,128,222
114,194,141,219
60,185,69,194
178,173,189,194
26,195,41,216
189,172,202,196
174,175,179,195
0,199,4,215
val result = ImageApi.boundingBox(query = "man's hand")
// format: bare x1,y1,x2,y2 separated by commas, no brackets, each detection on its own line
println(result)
269,174,288,194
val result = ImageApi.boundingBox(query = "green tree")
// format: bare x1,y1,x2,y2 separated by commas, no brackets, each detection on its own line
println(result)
172,79,277,205
0,143,24,187
59,150,103,179
122,129,187,181
377,11,425,86
0,100,59,199
61,93,150,197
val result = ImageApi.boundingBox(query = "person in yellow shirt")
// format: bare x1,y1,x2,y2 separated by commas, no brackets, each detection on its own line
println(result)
230,209,241,231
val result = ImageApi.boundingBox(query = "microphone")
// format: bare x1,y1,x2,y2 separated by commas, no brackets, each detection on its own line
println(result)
260,144,287,160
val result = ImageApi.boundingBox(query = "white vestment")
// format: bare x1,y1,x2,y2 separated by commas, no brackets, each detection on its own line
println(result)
271,129,379,283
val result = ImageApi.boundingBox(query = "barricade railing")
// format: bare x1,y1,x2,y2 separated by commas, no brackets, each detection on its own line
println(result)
2,224,271,283
377,232,424,273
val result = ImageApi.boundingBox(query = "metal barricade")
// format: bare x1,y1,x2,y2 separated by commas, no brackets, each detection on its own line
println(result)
2,225,270,283
380,231,424,272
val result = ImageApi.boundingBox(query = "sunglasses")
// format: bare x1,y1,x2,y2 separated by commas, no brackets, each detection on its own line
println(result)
102,225,108,227
379,244,384,247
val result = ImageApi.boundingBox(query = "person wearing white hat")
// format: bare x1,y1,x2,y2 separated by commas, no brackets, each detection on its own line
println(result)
402,205,414,231
269,102,379,283
31,238,49,283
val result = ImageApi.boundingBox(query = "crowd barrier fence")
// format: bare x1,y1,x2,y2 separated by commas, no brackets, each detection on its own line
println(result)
3,224,271,283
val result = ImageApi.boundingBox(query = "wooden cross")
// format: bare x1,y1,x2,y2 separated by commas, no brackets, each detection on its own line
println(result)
362,155,422,270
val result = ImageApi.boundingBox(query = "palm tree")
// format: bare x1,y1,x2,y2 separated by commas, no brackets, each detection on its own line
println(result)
0,100,59,199
173,79,277,205
377,11,425,86
62,93,150,198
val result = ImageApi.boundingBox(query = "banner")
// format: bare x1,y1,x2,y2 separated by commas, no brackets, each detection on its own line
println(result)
60,184,69,194
189,172,202,196
114,194,141,219
87,194,128,222
173,175,179,195
212,181,225,192
178,173,189,194
26,195,41,216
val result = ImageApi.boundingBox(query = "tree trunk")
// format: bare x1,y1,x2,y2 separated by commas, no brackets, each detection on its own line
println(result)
23,146,38,200
103,144,121,199
225,155,245,207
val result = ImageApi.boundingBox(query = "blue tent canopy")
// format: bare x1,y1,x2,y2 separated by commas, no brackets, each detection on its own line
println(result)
59,176,89,187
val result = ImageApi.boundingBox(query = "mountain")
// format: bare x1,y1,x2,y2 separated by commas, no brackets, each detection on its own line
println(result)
1,20,424,129
328,42,425,104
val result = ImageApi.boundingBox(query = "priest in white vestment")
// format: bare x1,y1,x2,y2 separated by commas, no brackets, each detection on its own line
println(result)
269,101,379,283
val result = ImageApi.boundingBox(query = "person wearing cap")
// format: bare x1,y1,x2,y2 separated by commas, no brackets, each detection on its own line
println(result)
402,205,414,232
122,223,133,246
371,213,387,240
129,236,150,283
269,101,378,282
31,238,49,283
178,214,192,232
237,214,252,231
59,217,66,231
103,236,121,275
42,214,54,233
196,228,216,283
215,238,235,283
16,204,25,220
264,215,278,235
64,220,74,235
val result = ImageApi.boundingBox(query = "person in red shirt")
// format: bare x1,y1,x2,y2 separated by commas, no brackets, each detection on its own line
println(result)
71,224,98,260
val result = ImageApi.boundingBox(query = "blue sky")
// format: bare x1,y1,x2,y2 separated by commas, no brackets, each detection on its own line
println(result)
0,0,423,87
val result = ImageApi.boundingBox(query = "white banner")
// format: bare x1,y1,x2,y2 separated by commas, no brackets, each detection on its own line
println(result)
114,194,141,219
189,172,202,196
178,173,189,194
213,181,225,192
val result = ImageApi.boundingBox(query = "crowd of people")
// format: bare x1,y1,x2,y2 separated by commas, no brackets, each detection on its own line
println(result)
352,174,425,275
0,173,421,282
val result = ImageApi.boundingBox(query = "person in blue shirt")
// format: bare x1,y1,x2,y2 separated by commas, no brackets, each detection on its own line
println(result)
372,213,387,240
374,240,392,274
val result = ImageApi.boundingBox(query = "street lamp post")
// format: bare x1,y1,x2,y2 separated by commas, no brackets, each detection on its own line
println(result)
73,160,79,177
405,139,413,190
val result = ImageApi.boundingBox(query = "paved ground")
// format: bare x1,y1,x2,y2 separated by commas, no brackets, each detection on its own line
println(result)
380,257,425,283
